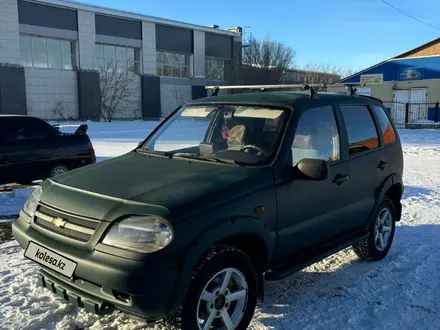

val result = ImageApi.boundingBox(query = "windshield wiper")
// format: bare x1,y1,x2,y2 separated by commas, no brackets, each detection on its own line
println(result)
136,149,173,157
172,153,243,166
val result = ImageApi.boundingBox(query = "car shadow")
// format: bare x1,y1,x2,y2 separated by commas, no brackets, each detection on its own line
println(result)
253,224,440,329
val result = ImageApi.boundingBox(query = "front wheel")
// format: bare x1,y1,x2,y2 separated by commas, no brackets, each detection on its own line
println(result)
180,245,258,330
353,196,396,261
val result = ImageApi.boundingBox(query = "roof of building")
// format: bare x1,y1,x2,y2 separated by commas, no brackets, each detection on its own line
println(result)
340,55,440,84
338,36,440,84
189,91,381,108
32,0,240,36
394,37,440,58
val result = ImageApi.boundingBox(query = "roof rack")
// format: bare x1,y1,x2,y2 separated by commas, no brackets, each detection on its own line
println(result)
345,85,357,96
205,84,327,98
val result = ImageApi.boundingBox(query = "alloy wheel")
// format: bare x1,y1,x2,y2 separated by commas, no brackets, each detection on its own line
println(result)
374,207,393,251
196,267,248,330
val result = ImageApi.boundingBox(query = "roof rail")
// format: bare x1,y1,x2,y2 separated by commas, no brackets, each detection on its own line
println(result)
357,95,384,104
205,83,327,98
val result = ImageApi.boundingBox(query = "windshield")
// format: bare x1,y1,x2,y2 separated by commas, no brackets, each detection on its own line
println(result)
140,104,289,165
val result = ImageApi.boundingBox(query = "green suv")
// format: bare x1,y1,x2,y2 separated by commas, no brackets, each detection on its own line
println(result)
12,86,404,329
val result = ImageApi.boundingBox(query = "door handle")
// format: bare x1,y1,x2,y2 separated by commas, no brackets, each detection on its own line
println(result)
333,174,350,185
378,160,389,170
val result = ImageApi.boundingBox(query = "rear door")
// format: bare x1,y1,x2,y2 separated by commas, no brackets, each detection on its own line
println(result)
338,104,390,228
1,117,58,183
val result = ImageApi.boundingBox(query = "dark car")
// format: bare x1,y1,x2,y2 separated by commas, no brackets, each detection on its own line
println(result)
0,115,95,185
12,85,404,330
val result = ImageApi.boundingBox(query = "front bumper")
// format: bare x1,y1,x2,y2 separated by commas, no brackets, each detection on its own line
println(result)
12,213,179,320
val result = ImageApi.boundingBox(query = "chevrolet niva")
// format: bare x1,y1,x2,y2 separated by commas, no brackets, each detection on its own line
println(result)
13,85,404,330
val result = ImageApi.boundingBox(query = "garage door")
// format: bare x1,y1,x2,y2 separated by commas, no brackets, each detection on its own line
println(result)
410,88,428,123
392,89,409,127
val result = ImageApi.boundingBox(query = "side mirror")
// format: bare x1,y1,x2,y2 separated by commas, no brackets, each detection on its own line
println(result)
295,158,329,181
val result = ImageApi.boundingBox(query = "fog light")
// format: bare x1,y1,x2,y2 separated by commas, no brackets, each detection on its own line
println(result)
112,289,130,303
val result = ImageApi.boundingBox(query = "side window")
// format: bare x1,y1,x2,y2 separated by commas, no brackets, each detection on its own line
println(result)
372,105,396,146
1,118,25,142
26,118,57,138
292,106,340,165
1,118,55,142
340,105,379,157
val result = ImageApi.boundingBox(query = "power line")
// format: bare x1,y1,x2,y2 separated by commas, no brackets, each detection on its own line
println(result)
379,0,439,30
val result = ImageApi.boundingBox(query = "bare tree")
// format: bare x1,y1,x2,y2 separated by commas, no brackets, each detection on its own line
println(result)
237,36,296,85
96,61,138,122
52,102,74,121
301,63,342,87
340,68,356,79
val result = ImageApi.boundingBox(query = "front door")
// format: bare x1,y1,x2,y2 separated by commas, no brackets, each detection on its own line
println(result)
275,105,354,257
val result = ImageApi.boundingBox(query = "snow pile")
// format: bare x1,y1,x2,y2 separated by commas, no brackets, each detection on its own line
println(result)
0,187,34,218
413,119,440,126
1,124,440,329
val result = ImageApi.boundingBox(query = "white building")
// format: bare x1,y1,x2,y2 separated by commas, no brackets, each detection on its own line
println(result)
0,0,242,120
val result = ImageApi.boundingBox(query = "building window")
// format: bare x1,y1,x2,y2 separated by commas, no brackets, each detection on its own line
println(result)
95,43,140,74
156,51,192,78
20,35,75,70
205,56,226,81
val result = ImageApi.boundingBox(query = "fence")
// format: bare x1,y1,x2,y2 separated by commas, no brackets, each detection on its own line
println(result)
382,101,440,128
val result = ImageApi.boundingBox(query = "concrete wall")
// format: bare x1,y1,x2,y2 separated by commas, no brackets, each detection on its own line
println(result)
142,21,156,75
25,68,78,119
113,74,142,119
77,10,95,69
160,77,191,117
0,0,20,65
193,30,205,78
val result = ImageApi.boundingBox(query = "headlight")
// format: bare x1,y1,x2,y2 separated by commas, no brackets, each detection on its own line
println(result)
102,216,174,253
22,186,42,220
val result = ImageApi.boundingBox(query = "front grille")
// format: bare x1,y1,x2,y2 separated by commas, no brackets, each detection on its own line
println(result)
33,204,100,242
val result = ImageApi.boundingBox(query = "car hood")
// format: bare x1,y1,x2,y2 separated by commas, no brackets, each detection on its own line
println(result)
41,151,273,222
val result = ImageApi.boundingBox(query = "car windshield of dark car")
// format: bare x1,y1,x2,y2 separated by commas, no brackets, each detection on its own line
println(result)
140,104,288,165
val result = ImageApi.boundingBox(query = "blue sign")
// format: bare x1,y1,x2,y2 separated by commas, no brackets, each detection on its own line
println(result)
397,67,424,80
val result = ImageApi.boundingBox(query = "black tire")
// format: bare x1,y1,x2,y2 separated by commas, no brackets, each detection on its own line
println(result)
180,244,258,330
353,196,396,261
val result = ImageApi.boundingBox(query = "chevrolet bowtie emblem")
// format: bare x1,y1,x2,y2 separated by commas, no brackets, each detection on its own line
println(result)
53,217,67,228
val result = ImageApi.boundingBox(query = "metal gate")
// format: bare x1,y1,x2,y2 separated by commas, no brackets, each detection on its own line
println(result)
392,88,428,127
410,88,428,123
392,90,409,127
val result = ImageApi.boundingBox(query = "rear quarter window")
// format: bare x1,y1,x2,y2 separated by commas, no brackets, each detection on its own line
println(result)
371,105,396,146
340,105,380,157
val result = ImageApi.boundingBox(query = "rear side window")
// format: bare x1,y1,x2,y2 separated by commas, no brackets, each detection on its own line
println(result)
340,105,379,157
372,105,396,146
2,117,56,142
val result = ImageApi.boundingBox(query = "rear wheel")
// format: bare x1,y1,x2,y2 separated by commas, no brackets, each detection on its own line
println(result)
353,197,396,261
180,245,258,330
49,165,69,178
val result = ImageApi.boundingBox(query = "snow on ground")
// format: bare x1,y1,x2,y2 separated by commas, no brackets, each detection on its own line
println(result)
1,122,440,329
